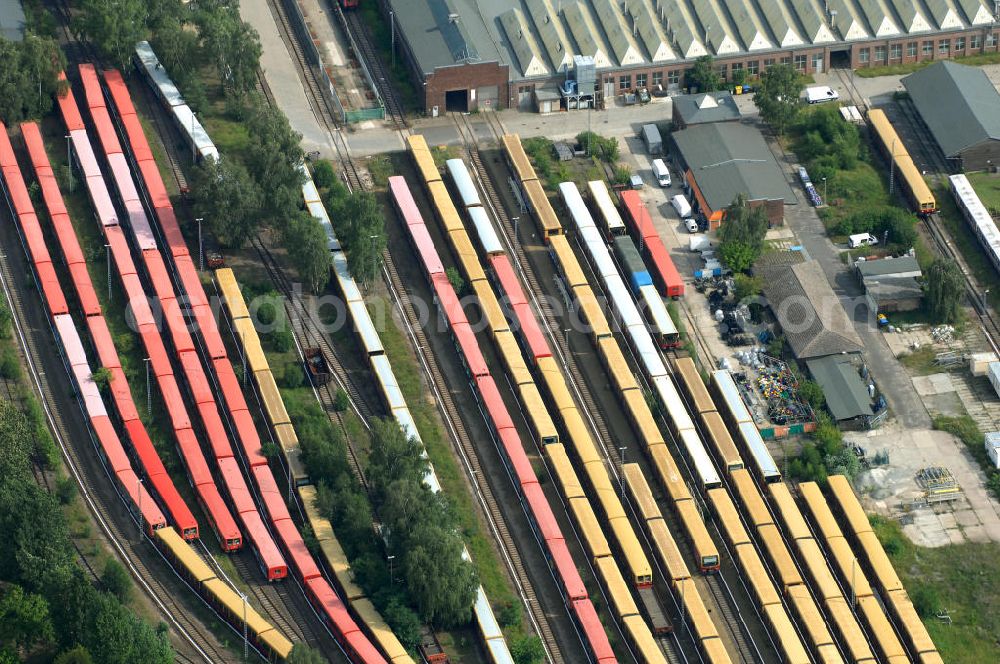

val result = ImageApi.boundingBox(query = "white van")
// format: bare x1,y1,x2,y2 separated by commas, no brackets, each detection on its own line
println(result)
652,159,671,187
671,194,692,219
848,233,879,248
805,86,840,104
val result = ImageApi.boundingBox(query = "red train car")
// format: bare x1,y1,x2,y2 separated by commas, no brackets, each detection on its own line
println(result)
620,190,684,298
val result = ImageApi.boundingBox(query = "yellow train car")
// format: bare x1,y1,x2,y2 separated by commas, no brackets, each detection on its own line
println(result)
536,355,574,411
205,578,294,656
216,268,250,321
826,475,874,536
595,555,640,619
255,369,290,426
573,286,612,339
701,637,733,664
700,411,743,472
867,109,936,214
522,179,562,240
275,423,308,487
233,317,267,373
857,596,908,661
647,443,690,504
564,411,602,467
449,230,487,283
761,602,810,664
856,530,903,593
799,481,842,541
545,443,585,500
598,337,638,392
549,235,588,289
796,538,842,602
826,596,876,663
786,584,836,653
815,644,846,664
515,381,559,445
826,535,872,600
568,495,612,559
494,329,532,386
675,497,720,572
471,279,510,335
707,488,751,548
767,482,811,542
407,134,443,184
675,578,718,641
501,134,536,185
157,527,216,584
672,357,714,415
623,463,659,520
354,598,414,663
622,388,665,449
734,542,782,608
622,614,668,664
731,469,773,529
427,181,465,232
757,524,802,589
647,518,690,582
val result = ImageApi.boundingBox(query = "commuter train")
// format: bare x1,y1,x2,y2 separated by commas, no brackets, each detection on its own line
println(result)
390,169,616,664
867,109,936,215
216,268,413,663
619,191,684,298
950,174,1000,276
112,51,399,660
1,123,292,663
299,164,511,663
824,477,943,664
495,136,732,663
75,63,287,579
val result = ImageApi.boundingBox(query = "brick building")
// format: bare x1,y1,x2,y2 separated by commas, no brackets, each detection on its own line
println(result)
377,0,1000,115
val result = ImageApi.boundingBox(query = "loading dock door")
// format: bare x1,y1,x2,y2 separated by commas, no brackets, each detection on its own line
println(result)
445,89,468,112
477,85,498,110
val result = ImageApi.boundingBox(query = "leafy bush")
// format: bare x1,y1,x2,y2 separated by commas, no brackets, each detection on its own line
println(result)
0,347,21,380
312,160,336,190
280,362,305,389
576,132,619,162
832,206,917,249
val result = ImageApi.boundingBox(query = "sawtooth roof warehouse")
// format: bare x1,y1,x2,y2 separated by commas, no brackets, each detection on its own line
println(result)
380,0,1000,113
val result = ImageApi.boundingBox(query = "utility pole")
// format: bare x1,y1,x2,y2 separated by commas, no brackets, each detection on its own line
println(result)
889,138,896,194
105,243,112,302
196,218,205,271
369,235,378,288
388,555,395,584
137,477,144,538
65,135,73,190
241,593,248,661
619,447,626,503
390,11,396,70
144,358,151,416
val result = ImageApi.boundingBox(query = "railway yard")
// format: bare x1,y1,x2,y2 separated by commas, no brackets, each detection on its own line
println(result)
2,1,1000,664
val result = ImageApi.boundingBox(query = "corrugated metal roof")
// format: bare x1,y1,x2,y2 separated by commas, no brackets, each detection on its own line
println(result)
627,0,676,62
855,0,900,36
758,0,805,47
922,0,966,29
689,0,741,54
673,123,796,213
903,61,1000,157
806,355,873,422
789,0,837,43
954,0,995,25
673,92,742,124
388,0,503,74
652,0,708,58
562,1,612,68
825,0,872,40
888,0,934,33
592,0,646,66
727,0,775,51
524,0,575,72
500,8,550,78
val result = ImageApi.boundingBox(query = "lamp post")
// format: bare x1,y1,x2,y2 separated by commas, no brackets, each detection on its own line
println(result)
241,592,248,661
196,217,205,271
850,558,857,609
618,446,627,503
369,235,378,289
144,358,151,416
889,138,896,194
65,135,73,189
822,176,827,204
390,11,396,70
388,555,395,584
137,477,144,538
984,288,991,310
104,243,112,302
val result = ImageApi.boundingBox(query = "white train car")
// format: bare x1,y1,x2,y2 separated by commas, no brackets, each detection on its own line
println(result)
588,180,625,238
950,174,1000,275
637,285,680,349
468,207,504,256
446,158,482,208
134,41,218,163
711,370,781,483
300,165,513,662
560,181,723,490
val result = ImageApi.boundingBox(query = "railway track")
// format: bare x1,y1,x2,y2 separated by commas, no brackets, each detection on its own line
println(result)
338,5,407,129
0,242,230,663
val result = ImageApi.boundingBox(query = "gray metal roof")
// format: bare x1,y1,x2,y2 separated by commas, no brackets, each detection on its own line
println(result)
522,0,574,72
789,0,837,43
727,1,774,51
758,260,864,360
889,0,933,33
673,91,742,125
856,255,921,278
903,61,1000,158
954,0,996,25
865,276,924,302
592,0,645,66
806,355,874,422
688,0,741,55
654,0,707,58
626,0,675,62
562,2,612,68
825,0,872,40
855,0,900,37
0,0,25,41
388,0,504,75
499,8,550,78
921,0,966,30
673,123,796,212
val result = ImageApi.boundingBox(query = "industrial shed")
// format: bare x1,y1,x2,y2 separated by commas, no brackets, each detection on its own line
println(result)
672,92,742,129
378,0,1000,114
756,256,864,361
902,61,1000,171
673,123,795,228
856,256,924,312
805,355,876,429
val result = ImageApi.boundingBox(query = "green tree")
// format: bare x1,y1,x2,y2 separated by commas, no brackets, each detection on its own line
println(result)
150,17,201,87
101,559,131,602
753,63,803,135
192,158,262,248
91,367,113,391
401,524,477,627
330,191,386,286
719,194,769,272
367,419,429,505
382,597,421,651
511,634,545,664
244,103,304,226
0,35,67,122
74,0,149,70
53,645,94,664
733,273,763,302
0,585,54,653
798,379,826,411
446,266,465,295
312,160,336,190
685,55,721,92
924,258,964,324
720,241,757,274
0,295,13,339
287,644,326,664
332,388,350,412
612,164,632,186
199,11,262,96
283,210,331,294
